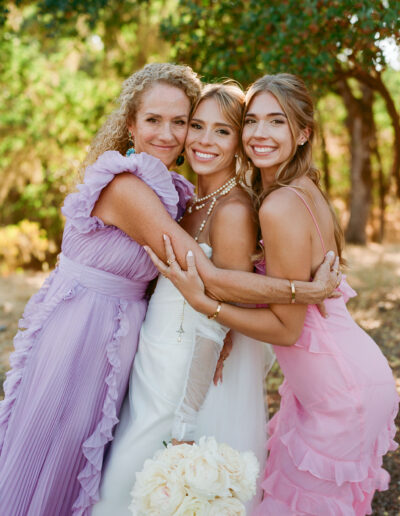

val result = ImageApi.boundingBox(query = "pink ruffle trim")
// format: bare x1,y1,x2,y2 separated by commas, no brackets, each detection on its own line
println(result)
62,151,194,233
71,300,130,515
262,469,356,516
263,396,398,514
337,275,357,303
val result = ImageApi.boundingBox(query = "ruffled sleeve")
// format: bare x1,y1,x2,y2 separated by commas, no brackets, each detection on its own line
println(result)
61,151,183,233
170,171,195,220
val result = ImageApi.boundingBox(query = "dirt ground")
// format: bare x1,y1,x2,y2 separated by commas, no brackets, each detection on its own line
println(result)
0,243,399,514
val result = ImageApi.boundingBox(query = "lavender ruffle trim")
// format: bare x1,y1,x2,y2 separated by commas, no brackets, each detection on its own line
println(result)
62,151,194,233
72,300,130,515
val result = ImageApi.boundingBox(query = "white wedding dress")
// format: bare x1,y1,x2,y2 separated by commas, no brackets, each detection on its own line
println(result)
93,244,275,515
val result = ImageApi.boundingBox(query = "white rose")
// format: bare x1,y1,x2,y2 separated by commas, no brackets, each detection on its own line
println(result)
217,443,245,481
175,494,211,515
197,436,219,455
130,462,186,515
208,496,246,516
160,442,194,472
235,451,259,501
217,444,259,501
182,445,230,499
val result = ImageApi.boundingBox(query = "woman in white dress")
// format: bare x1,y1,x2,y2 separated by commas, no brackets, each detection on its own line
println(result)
91,82,273,515
93,83,340,516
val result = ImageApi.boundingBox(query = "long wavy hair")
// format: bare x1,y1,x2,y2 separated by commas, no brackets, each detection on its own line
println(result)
79,63,202,175
190,82,250,181
245,73,344,260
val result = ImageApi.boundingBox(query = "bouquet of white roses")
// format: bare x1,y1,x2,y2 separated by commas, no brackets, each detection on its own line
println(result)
129,436,259,516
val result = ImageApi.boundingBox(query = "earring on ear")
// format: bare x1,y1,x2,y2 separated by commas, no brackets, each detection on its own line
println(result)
234,153,239,158
126,131,136,156
176,153,185,166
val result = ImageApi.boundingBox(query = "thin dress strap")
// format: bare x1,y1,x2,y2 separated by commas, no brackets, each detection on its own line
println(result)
284,186,327,254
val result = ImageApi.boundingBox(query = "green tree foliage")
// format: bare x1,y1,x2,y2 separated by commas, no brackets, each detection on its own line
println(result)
0,1,171,268
162,0,399,88
161,0,400,243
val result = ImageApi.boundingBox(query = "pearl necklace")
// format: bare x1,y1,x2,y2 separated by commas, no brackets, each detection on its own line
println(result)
179,176,237,241
186,176,237,214
175,176,236,345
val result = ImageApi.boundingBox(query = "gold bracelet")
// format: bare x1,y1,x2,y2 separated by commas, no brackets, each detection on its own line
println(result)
207,302,222,320
290,280,296,304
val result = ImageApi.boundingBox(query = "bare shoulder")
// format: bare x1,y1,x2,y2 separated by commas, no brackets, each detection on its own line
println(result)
213,187,256,225
210,187,257,269
259,187,308,226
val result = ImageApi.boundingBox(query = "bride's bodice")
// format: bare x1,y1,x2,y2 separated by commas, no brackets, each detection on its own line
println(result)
140,243,212,345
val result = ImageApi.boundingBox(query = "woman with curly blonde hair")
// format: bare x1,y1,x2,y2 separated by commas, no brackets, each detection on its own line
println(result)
0,62,201,515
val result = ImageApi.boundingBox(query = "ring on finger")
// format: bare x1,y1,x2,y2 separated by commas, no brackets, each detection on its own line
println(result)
167,257,176,266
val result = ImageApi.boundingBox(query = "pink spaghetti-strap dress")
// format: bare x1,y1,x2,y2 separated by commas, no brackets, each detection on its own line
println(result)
254,188,399,516
0,151,193,516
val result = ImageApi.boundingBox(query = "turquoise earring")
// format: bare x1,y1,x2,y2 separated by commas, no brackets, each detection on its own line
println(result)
176,153,184,166
126,132,136,156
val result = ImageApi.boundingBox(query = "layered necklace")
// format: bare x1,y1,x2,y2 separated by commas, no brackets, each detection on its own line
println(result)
180,176,237,241
175,175,237,343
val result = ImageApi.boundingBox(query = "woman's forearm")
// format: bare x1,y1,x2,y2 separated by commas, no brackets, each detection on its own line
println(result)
194,294,303,346
206,266,326,305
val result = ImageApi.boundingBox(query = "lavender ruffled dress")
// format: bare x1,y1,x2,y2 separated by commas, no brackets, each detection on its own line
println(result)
0,151,193,515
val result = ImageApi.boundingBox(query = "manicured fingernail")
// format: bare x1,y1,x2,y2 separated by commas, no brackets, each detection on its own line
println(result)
187,250,193,257
325,314,329,318
326,250,334,257
163,234,167,240
143,246,149,252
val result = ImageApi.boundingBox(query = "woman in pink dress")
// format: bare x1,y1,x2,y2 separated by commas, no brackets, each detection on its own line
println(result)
148,73,399,515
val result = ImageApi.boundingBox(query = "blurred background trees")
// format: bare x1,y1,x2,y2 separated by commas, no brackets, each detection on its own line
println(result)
0,0,399,272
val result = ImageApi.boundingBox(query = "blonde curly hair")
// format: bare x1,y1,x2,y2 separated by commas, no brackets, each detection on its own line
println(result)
80,63,202,175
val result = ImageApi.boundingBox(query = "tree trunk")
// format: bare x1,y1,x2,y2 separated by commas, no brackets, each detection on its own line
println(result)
337,80,374,245
371,115,388,243
349,68,400,197
317,108,331,196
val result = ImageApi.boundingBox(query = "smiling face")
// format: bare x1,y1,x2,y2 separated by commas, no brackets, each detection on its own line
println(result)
242,91,301,178
185,97,239,179
128,82,191,168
